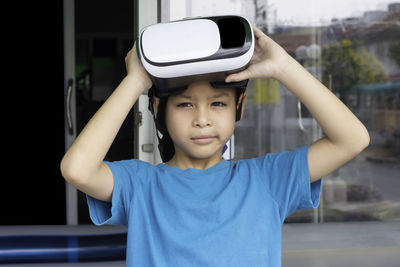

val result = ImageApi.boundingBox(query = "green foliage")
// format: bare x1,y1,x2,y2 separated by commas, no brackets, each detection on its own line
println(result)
322,39,389,102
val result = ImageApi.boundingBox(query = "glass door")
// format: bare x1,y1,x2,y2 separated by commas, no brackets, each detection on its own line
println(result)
162,0,400,224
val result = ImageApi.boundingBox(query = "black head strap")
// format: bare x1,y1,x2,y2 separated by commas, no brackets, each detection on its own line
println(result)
148,87,175,162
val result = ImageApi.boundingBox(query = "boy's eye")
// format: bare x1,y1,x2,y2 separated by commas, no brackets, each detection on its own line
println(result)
212,101,227,107
177,102,192,108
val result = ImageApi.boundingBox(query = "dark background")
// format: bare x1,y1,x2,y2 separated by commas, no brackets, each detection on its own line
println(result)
3,2,66,224
3,1,134,225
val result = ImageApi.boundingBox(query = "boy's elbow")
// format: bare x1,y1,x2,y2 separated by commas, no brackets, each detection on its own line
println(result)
60,157,77,184
362,130,370,149
350,126,370,155
358,126,370,151
60,157,88,186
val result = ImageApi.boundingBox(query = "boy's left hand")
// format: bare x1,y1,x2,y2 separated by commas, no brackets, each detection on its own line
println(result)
225,26,292,83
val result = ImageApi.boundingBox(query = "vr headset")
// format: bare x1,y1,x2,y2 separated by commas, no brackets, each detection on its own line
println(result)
137,15,255,97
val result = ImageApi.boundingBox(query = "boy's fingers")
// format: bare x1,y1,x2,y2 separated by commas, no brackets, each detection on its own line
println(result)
253,25,265,39
226,69,252,83
225,26,264,83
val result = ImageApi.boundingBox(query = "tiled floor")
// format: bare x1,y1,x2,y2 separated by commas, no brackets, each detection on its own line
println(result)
282,221,400,267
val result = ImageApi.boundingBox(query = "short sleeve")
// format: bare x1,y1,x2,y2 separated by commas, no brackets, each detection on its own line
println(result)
258,145,321,222
86,160,137,228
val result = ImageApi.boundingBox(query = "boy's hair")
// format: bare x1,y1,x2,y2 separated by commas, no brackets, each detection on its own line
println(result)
148,80,248,162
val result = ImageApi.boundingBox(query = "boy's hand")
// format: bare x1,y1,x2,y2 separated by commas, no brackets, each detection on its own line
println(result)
225,26,292,83
125,42,153,91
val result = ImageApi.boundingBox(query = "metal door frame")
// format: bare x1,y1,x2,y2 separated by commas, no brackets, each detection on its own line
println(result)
63,0,78,225
135,0,161,164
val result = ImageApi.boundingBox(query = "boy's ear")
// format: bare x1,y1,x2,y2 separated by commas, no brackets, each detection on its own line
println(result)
153,96,160,118
237,93,246,120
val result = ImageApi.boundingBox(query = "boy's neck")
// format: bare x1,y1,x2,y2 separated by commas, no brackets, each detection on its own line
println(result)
166,154,223,170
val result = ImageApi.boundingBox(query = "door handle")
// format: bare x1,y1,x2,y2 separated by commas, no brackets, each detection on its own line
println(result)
66,78,74,135
297,100,305,132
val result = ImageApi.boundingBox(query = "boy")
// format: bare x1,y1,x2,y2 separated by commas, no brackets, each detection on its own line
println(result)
61,26,369,266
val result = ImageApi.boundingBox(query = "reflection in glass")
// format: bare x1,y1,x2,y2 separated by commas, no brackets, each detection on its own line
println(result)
163,0,400,223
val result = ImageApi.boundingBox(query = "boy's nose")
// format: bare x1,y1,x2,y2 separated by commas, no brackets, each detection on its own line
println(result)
192,107,212,128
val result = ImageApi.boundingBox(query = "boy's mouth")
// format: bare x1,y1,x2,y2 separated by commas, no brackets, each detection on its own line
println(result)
191,135,217,144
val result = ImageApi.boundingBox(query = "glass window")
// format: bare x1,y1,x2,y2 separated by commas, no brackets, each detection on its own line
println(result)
162,0,400,223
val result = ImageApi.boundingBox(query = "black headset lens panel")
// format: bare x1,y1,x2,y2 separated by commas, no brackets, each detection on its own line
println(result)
217,17,246,49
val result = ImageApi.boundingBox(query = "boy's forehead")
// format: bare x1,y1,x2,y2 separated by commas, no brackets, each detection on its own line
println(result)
177,81,236,97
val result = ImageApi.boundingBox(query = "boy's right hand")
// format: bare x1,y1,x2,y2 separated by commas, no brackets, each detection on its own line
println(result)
125,42,153,91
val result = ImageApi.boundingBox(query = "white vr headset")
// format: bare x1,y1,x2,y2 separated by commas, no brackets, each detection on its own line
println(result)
137,15,255,97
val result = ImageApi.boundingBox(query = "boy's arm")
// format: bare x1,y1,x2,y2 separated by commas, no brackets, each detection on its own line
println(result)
276,58,370,182
60,44,152,201
226,26,370,183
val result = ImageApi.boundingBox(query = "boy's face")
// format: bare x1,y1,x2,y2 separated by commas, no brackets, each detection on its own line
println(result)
164,81,242,163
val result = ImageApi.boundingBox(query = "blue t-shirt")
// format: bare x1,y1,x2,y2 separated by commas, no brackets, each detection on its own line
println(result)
87,145,321,266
